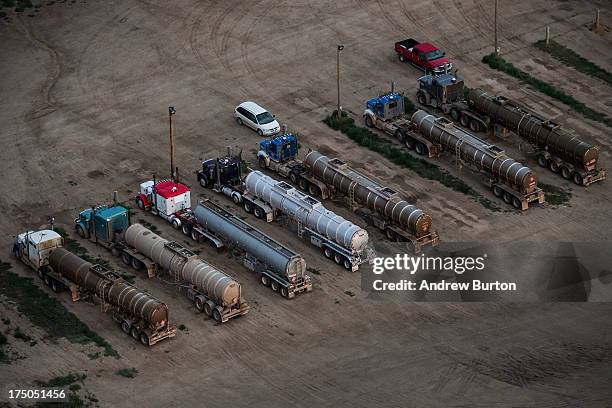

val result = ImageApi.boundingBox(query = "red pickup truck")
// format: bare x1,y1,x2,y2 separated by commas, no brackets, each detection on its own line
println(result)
395,39,452,75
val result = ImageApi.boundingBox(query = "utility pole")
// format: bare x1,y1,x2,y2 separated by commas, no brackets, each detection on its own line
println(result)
494,0,499,55
337,44,344,118
168,106,177,181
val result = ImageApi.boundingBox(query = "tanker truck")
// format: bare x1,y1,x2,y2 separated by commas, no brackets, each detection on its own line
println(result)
415,73,606,186
178,199,312,298
255,135,439,251
12,229,176,346
121,223,249,323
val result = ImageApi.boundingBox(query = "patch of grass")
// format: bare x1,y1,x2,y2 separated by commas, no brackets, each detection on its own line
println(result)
137,219,161,234
534,40,612,86
0,331,10,364
540,183,572,206
2,318,10,325
115,367,138,378
306,267,321,275
482,53,612,128
403,96,417,116
13,327,32,343
34,373,86,388
0,260,119,358
120,273,135,284
344,290,356,297
2,0,15,8
323,112,502,211
87,351,100,360
178,324,187,331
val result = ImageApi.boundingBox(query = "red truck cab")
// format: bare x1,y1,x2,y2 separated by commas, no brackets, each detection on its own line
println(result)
394,38,452,75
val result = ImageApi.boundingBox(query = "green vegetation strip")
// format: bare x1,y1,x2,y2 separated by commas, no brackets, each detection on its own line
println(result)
539,183,572,206
323,112,502,212
116,367,138,378
482,53,612,128
534,40,612,86
34,373,86,388
0,260,119,358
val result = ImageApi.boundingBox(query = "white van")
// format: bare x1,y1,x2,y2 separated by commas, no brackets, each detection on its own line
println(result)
234,101,280,136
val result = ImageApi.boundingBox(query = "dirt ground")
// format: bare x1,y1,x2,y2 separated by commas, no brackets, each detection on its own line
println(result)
1,0,611,406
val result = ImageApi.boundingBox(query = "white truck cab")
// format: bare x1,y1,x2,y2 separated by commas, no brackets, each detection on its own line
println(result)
14,230,63,270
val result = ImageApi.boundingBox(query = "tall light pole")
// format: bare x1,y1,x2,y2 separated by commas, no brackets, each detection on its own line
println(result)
337,44,344,118
168,106,177,181
494,0,499,56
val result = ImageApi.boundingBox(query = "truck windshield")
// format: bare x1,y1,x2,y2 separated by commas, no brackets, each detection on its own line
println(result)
425,50,444,61
256,112,275,124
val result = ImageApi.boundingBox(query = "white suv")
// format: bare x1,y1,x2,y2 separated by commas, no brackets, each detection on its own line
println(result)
234,101,280,136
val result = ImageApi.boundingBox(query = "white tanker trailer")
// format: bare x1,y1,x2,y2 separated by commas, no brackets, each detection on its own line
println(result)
122,223,249,323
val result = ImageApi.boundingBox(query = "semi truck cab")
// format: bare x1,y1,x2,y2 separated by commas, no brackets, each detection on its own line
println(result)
257,134,298,166
13,230,63,270
75,205,130,243
365,92,405,122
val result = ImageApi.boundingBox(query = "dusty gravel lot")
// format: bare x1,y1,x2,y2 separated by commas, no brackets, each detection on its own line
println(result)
1,1,611,406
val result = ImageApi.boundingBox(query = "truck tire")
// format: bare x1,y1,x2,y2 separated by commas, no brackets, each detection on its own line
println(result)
130,326,140,340
290,172,298,184
140,332,149,346
137,198,145,210
298,178,308,191
308,184,320,197
122,252,131,266
343,259,352,271
460,114,469,127
503,192,513,205
44,275,51,287
324,248,333,258
573,172,584,186
190,229,200,242
131,258,143,270
365,115,374,128
232,194,241,204
76,225,87,238
537,154,548,168
417,92,427,106
258,157,267,169
212,308,223,324
261,275,271,286
334,253,342,265
450,108,460,121
399,54,406,62
194,297,204,312
253,206,264,219
280,286,289,298
548,160,560,173
394,129,405,142
560,166,573,180
385,229,396,241
405,136,415,150
199,175,209,188
51,280,61,293
121,321,130,334
257,129,264,136
244,201,253,213
172,219,180,229
512,197,522,210
271,281,280,292
37,268,44,280
181,224,191,236
469,119,480,132
493,185,503,198
415,142,427,155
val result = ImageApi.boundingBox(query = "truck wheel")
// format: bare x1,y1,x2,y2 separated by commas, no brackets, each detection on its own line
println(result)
257,129,264,136
261,275,271,286
385,229,396,241
493,185,503,198
334,253,342,265
280,286,289,298
130,326,140,340
365,116,374,128
212,309,222,324
44,275,51,287
290,172,298,184
194,297,204,312
121,321,130,334
324,248,333,258
399,54,406,62
199,175,209,188
405,137,416,150
308,184,320,197
271,281,280,292
450,109,460,121
204,301,215,317
343,259,352,270
76,225,86,238
172,219,180,229
122,252,131,266
51,280,61,293
258,157,267,169
137,198,145,210
560,166,573,180
298,178,308,191
140,332,149,346
469,119,480,132
253,206,264,219
394,129,405,142
181,223,191,236
244,201,253,213
460,114,469,127
190,229,200,242
512,197,522,210
503,192,513,204
537,154,548,168
548,160,560,173
573,172,584,186
415,142,427,155
37,268,44,280
131,258,143,270
232,194,241,205
417,93,427,106
111,247,121,257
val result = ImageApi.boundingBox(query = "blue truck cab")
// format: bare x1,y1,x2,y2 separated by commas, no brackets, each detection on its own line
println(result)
365,92,405,121
258,134,298,166
75,204,130,244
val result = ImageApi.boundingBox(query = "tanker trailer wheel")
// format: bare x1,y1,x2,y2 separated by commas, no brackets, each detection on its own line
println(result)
548,160,560,173
460,114,469,127
131,258,143,270
232,194,241,205
512,197,522,210
140,332,150,346
492,185,503,198
51,280,61,293
450,109,460,121
385,229,397,241
324,248,333,258
44,275,51,287
271,281,280,292
334,253,343,265
204,301,215,317
194,297,204,312
181,223,191,236
130,326,140,340
394,129,406,142
573,172,584,186
417,92,428,106
298,178,308,191
212,308,223,324
560,166,573,180
308,184,320,197
537,154,548,168
258,157,267,169
190,229,200,242
469,119,480,133
343,259,352,270
280,286,289,298
365,115,374,128
260,275,271,287
503,192,513,205
253,206,264,219
290,172,298,184
405,136,416,150
244,201,253,213
199,175,209,188
122,252,131,266
415,142,427,156
121,321,131,334
37,268,44,280
172,219,181,229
